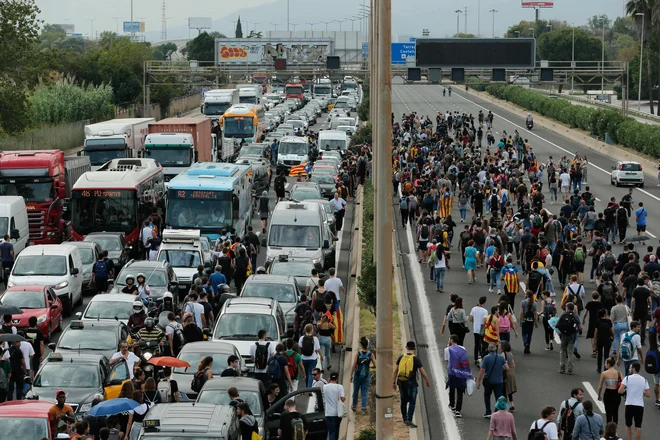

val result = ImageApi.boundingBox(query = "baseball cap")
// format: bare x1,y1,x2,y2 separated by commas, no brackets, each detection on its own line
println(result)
406,341,416,350
56,390,66,397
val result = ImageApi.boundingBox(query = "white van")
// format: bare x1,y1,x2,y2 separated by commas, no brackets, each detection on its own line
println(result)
0,196,29,255
8,244,84,316
318,130,349,151
276,136,310,175
266,201,337,271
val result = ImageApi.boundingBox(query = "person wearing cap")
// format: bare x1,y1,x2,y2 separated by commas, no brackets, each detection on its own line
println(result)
393,341,431,428
110,340,141,380
49,390,76,435
323,372,346,440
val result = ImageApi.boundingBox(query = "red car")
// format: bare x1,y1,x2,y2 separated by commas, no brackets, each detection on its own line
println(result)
0,400,56,439
0,285,63,340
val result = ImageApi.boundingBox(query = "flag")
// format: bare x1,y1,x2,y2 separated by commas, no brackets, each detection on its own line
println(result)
439,191,453,218
289,162,309,176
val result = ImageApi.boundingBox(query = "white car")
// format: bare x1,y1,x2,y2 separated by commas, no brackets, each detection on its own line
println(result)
611,161,644,188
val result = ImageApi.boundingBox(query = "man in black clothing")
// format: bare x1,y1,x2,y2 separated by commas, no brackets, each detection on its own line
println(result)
293,295,313,339
221,355,240,377
631,278,652,345
279,399,307,440
274,172,287,201
237,402,259,440
181,313,204,343
25,316,45,374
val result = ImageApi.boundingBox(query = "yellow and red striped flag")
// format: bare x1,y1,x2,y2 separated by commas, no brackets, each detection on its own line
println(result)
289,162,309,176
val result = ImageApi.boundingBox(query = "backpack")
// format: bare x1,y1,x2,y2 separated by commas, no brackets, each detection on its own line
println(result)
617,207,628,221
420,225,430,240
291,415,306,440
254,342,271,370
424,193,434,206
0,363,7,391
602,253,616,272
473,229,485,245
574,247,585,263
528,271,543,294
191,368,208,393
559,400,581,438
357,350,371,379
397,353,415,382
499,314,511,333
651,279,660,299
620,332,635,361
644,347,660,375
490,194,499,210
528,420,552,440
313,289,327,313
267,353,283,380
533,215,543,228
168,324,186,355
460,231,472,243
523,301,536,323
94,260,108,278
157,379,172,403
284,352,298,379
600,282,615,306
400,197,409,210
543,299,556,318
555,312,577,335
301,336,315,356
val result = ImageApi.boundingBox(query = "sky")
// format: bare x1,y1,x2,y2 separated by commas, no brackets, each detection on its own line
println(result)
35,0,628,42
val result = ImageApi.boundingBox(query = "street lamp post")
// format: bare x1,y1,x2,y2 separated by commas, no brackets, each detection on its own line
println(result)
600,16,605,93
306,22,316,32
529,28,535,38
270,23,279,31
130,0,134,41
287,0,289,32
454,9,462,36
88,18,96,40
290,23,298,32
334,19,347,31
571,25,575,95
112,17,121,34
320,21,332,32
489,9,497,38
636,13,644,111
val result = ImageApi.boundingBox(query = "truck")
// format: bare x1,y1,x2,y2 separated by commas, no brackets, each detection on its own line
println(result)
82,118,154,170
145,117,215,182
236,84,263,105
252,74,268,93
200,89,240,121
0,150,91,245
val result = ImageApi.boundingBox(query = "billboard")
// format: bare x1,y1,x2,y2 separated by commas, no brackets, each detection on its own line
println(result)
522,1,554,7
416,38,536,68
392,43,416,65
123,21,145,33
55,24,75,35
215,39,334,65
188,17,212,29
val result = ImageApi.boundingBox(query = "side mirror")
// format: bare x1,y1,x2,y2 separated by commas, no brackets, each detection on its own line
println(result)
611,166,616,170
332,236,339,242
75,312,82,319
10,229,19,240
71,268,79,275
323,240,330,249
50,304,58,310
108,379,123,386
47,342,56,350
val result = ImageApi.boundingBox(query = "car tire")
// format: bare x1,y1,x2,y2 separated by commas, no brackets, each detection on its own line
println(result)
639,183,644,188
615,179,620,187
610,177,615,186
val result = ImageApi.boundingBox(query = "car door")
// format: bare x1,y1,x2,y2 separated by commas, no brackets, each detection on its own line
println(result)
47,288,62,333
105,359,130,399
265,387,327,439
69,254,82,303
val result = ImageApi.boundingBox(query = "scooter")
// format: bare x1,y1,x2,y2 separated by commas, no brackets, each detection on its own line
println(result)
526,120,534,130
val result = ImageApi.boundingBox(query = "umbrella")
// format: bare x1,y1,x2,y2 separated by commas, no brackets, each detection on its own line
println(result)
622,235,648,245
147,356,191,369
88,398,139,417
0,305,23,315
0,333,25,343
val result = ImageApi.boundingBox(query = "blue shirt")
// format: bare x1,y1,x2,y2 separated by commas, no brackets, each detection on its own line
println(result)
636,207,647,226
480,353,507,385
209,272,227,294
0,242,14,263
571,413,604,440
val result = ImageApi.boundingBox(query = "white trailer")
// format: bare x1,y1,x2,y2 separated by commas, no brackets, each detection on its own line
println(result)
82,118,154,170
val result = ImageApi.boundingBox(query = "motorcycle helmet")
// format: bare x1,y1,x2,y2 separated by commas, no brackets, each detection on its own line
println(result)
218,283,230,294
256,266,266,274
162,291,174,309
136,273,146,282
144,317,155,330
132,300,144,313
125,274,135,283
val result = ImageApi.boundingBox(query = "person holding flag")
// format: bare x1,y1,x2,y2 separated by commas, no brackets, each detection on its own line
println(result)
500,257,521,307
439,186,453,219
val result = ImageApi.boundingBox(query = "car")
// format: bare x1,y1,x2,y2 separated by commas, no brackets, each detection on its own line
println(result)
337,125,356,136
27,352,131,420
171,341,245,399
305,199,337,235
240,274,299,328
0,400,57,439
289,182,323,201
157,229,212,295
139,403,236,439
0,285,63,341
311,165,338,176
265,386,328,439
110,260,179,306
315,158,341,169
611,161,644,187
83,232,131,274
267,256,322,295
49,319,128,360
237,143,271,160
321,150,343,162
63,241,103,294
310,173,338,199
76,293,136,325
212,297,286,370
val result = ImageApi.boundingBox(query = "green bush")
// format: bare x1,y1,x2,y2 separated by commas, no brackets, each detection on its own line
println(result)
350,122,372,150
356,428,377,440
357,179,377,316
484,85,660,159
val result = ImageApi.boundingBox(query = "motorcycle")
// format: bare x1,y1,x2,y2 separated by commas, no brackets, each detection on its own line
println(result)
526,120,534,130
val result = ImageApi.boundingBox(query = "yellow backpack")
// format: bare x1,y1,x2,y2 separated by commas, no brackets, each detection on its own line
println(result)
397,353,415,382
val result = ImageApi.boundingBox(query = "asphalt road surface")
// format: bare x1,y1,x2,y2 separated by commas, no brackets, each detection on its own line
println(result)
392,81,660,440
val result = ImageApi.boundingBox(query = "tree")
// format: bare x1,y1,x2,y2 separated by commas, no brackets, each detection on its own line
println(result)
609,33,637,61
587,14,612,34
612,16,638,38
453,33,476,38
153,42,178,60
186,31,226,62
537,28,603,62
59,36,89,54
38,24,67,49
235,16,243,38
626,0,656,114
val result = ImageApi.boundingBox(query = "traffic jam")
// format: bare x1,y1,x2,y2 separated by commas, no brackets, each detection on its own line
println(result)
0,76,366,439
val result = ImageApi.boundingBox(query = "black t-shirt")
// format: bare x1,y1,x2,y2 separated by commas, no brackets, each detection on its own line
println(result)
122,285,139,295
220,368,240,377
279,411,307,440
395,354,423,384
473,192,485,208
596,318,613,345
182,324,204,343
294,303,313,323
8,346,23,375
25,327,45,358
632,287,651,315
623,276,639,298
584,301,605,329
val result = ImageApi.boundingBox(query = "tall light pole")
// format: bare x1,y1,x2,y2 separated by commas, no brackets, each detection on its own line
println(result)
348,16,360,32
477,0,481,36
287,0,290,32
320,21,332,32
489,9,497,38
290,23,298,32
112,17,121,34
454,9,462,36
305,22,316,31
334,19,347,31
130,0,134,41
270,23,279,31
571,25,575,95
600,16,605,93
88,18,96,40
636,12,644,111
252,22,261,33
529,28,535,38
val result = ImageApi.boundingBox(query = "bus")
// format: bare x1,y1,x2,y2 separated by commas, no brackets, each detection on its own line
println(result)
165,163,253,240
285,83,305,100
70,158,165,246
219,104,266,156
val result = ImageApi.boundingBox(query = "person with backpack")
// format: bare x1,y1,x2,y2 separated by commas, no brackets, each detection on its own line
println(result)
400,192,410,227
616,204,629,243
283,339,305,392
278,399,307,440
617,321,643,377
298,324,322,388
269,343,294,395
237,402,260,440
571,400,604,440
350,337,375,413
558,388,584,439
529,406,559,440
250,329,277,389
539,290,557,351
631,278,652,346
618,361,650,440
573,240,587,284
519,290,538,354
0,353,10,403
393,341,431,427
477,343,509,418
92,252,109,295
609,295,630,356
488,248,505,295
293,295,313,339
597,273,618,312
157,367,179,403
463,239,479,284
416,212,432,263
190,356,213,394
556,302,582,375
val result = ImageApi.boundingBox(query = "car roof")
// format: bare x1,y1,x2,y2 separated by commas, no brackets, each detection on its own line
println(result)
223,297,279,314
0,400,53,416
45,352,108,364
84,232,123,240
178,341,240,354
142,403,232,433
200,377,265,393
3,285,48,293
63,241,99,250
244,274,296,284
88,293,136,303
63,320,123,330
123,260,168,270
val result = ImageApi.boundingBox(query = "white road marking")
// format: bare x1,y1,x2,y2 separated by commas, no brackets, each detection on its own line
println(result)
582,381,606,414
335,228,343,269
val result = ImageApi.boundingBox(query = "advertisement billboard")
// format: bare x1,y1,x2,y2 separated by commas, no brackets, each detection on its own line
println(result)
215,38,334,65
123,21,145,33
521,1,554,7
188,17,212,29
416,38,536,68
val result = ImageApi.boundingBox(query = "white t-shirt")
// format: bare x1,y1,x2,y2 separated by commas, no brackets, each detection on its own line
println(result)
560,173,570,187
620,331,642,361
184,301,205,328
111,351,141,379
530,418,559,440
298,335,321,361
165,321,182,337
470,306,489,334
323,383,345,417
306,277,319,293
20,341,35,369
249,341,276,373
621,373,649,407
324,277,343,295
141,226,153,246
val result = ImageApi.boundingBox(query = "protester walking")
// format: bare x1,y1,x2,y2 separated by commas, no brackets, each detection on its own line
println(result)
618,362,651,440
477,343,509,418
519,290,538,354
501,341,517,411
486,397,517,440
393,341,431,428
597,358,623,424
529,406,559,440
571,400,604,440
323,372,345,440
350,337,375,413
444,334,472,418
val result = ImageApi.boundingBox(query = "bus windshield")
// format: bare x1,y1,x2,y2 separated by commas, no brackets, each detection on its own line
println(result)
71,190,137,235
223,116,255,138
167,190,234,230
147,148,192,167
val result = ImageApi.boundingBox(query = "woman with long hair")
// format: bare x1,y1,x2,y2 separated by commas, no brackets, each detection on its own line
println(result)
317,313,335,371
601,421,622,440
596,357,622,424
519,290,538,354
143,377,162,406
127,391,149,440
497,301,518,343
540,290,557,351
464,239,478,284
442,296,468,346
117,381,135,436
482,306,500,349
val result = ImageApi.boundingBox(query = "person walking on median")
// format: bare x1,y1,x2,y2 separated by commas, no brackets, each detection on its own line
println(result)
477,343,509,418
618,362,651,440
350,337,375,414
486,397,517,440
444,334,472,418
393,341,431,428
571,400,604,440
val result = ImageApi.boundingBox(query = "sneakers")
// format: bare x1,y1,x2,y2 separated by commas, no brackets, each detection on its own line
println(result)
497,289,501,295
454,410,462,418
545,345,551,351
550,342,554,351
574,350,581,359
559,368,566,374
489,287,493,293
483,414,491,418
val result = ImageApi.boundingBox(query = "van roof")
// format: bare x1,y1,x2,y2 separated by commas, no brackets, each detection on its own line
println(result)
142,403,231,434
0,196,25,206
319,130,349,140
19,244,78,256
271,201,323,226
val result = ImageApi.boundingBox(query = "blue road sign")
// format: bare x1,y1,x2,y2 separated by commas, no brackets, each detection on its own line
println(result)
362,43,368,60
409,37,417,43
391,43,416,65
123,21,141,33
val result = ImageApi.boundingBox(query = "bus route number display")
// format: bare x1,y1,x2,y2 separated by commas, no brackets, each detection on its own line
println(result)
177,190,218,199
79,190,122,198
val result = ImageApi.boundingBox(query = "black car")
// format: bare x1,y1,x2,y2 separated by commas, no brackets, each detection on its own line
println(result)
83,232,131,273
110,259,179,307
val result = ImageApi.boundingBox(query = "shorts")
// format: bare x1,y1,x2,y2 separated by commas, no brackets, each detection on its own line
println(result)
637,224,646,232
561,186,569,194
653,373,660,385
475,244,484,253
418,241,428,251
624,405,644,428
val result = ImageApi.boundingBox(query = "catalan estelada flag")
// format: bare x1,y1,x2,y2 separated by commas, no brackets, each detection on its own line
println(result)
439,191,453,218
289,162,309,176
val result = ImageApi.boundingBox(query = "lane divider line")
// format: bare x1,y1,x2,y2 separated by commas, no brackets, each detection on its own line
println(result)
582,381,606,414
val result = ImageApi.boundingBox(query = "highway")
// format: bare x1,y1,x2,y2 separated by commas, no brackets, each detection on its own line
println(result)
392,82,660,440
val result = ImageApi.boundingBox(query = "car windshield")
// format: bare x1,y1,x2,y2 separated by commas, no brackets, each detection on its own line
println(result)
84,300,133,320
214,313,277,340
291,188,322,201
320,139,346,151
269,225,320,248
270,262,314,277
116,270,167,287
239,145,266,156
34,364,100,388
197,390,263,416
0,418,49,439
58,328,117,350
13,255,67,276
85,236,121,251
311,174,336,184
173,352,233,375
242,283,297,303
158,250,201,268
78,248,95,265
278,142,308,156
0,290,45,309
138,437,222,440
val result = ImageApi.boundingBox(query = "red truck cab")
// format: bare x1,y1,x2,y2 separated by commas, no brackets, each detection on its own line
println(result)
0,400,56,439
253,74,268,93
285,83,305,100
